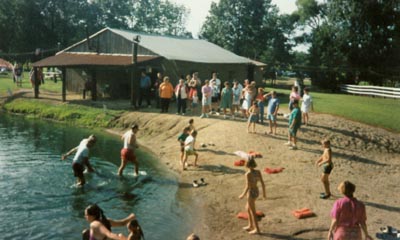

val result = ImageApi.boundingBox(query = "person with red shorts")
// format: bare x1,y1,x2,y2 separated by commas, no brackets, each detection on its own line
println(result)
118,124,139,176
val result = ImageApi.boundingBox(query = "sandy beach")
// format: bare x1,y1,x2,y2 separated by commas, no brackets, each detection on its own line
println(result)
113,107,400,240
2,90,400,239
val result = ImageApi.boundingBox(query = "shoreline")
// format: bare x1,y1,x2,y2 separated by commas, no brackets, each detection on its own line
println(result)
2,92,400,239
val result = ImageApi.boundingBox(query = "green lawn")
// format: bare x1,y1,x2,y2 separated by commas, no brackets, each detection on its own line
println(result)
1,74,399,132
0,71,63,96
267,86,400,132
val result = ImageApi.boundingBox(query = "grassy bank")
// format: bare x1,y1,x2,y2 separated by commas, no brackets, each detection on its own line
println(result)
3,98,121,128
268,87,400,132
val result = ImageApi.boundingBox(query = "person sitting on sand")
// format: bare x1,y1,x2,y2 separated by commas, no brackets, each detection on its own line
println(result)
239,157,266,235
82,204,135,240
315,139,333,199
247,101,259,133
328,181,373,240
183,130,199,171
127,219,145,240
62,135,97,186
118,124,139,176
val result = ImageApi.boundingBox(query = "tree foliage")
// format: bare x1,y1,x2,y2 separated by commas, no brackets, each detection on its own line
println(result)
0,0,189,61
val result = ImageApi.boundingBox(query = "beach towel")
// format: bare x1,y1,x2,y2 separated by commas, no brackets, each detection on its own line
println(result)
234,159,246,166
292,208,315,219
237,211,265,220
264,167,285,174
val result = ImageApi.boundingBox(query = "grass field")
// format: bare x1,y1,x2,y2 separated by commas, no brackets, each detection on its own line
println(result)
1,73,399,132
266,81,400,132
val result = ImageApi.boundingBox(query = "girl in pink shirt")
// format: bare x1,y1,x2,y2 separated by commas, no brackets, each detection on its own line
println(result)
328,181,372,240
289,86,300,111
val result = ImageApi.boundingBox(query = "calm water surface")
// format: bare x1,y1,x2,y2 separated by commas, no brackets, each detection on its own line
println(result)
0,114,194,239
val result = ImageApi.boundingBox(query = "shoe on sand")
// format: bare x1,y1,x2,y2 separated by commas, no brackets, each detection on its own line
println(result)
284,142,292,146
193,180,199,188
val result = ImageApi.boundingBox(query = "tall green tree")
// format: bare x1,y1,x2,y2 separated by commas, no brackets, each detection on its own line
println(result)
200,0,281,59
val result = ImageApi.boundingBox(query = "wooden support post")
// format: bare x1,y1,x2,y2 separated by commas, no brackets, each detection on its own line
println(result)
131,35,140,106
34,67,39,98
62,67,66,102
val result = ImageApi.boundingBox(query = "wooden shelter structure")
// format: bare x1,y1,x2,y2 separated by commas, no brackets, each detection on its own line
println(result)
32,28,266,103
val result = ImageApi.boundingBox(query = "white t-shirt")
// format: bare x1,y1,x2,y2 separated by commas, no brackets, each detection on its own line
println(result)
73,144,89,165
184,135,195,151
301,94,312,112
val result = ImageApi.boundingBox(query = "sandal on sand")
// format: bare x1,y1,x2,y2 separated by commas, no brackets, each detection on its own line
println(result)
192,180,199,188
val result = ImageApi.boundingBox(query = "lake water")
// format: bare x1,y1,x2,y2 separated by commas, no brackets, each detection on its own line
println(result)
0,114,194,239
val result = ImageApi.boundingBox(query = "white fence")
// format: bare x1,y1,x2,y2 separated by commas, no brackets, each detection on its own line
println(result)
340,84,400,99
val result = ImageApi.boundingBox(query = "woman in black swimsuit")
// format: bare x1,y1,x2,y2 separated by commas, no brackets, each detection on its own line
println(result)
239,157,266,234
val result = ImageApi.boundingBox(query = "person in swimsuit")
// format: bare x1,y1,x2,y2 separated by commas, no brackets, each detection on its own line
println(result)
239,157,266,234
82,204,135,240
118,124,139,176
315,139,333,199
247,101,259,133
127,219,145,240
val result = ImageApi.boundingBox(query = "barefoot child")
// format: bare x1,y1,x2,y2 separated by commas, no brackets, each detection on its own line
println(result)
191,90,199,115
239,157,266,235
183,130,199,170
284,100,301,150
315,139,333,199
264,91,279,135
247,101,259,133
301,87,313,125
178,127,191,166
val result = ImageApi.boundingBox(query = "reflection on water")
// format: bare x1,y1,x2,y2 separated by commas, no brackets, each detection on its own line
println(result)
0,114,194,239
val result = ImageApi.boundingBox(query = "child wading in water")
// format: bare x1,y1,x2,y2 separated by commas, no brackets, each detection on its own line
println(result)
127,219,145,240
239,157,266,235
315,139,333,199
247,101,259,133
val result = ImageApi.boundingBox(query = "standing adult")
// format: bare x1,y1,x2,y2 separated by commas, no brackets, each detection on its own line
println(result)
154,72,163,108
328,181,373,240
209,72,221,93
61,135,97,186
175,77,189,115
138,70,151,108
14,63,23,87
232,81,242,118
118,124,139,176
82,204,135,240
241,85,253,118
200,80,212,118
159,76,174,113
238,157,266,235
192,72,202,100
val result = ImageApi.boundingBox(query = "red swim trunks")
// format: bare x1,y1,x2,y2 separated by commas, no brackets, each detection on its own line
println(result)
121,148,137,162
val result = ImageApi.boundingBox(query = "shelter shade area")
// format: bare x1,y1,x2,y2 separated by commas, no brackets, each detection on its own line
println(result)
32,28,265,103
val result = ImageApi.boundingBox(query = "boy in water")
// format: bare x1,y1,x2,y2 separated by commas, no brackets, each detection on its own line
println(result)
315,139,333,199
61,135,97,186
183,130,199,171
118,124,139,176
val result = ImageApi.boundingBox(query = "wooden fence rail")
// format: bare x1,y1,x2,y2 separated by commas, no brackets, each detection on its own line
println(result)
340,84,400,99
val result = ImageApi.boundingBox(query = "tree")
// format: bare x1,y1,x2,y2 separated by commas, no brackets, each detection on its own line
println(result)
200,0,281,60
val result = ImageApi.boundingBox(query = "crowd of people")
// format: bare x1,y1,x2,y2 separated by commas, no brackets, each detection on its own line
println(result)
58,70,373,239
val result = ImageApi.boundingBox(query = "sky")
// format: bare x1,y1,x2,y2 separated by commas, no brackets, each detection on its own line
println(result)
170,0,298,37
